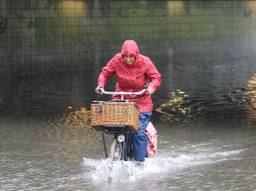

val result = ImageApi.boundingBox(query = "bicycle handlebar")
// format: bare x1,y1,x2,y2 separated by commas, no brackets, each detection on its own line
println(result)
99,88,146,100
99,88,146,96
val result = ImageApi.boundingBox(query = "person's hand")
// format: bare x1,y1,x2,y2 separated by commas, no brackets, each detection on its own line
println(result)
95,86,103,94
146,87,154,95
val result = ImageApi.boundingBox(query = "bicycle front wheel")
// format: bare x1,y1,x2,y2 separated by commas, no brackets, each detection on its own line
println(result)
109,138,125,161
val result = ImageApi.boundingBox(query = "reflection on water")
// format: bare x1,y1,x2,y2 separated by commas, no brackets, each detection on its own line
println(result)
156,89,193,122
228,73,256,123
229,73,256,108
46,107,91,129
247,74,256,109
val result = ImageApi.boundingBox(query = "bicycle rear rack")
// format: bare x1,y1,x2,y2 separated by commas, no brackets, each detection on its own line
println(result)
102,126,132,134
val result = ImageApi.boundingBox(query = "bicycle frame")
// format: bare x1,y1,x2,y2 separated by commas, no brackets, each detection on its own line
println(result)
98,88,146,161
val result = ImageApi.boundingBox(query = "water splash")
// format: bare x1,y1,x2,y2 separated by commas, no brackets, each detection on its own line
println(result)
82,148,246,184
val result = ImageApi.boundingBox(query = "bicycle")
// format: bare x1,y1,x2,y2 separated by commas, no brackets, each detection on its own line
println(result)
91,88,146,162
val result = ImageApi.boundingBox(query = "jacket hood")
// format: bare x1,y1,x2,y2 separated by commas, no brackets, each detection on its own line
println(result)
120,40,140,63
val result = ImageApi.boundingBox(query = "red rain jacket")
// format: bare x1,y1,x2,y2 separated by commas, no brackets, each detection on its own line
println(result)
97,40,161,112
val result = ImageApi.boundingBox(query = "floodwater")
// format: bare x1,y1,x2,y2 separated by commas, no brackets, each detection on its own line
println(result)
1,54,256,190
1,115,256,191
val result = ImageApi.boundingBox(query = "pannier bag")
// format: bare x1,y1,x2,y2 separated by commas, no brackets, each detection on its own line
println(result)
145,122,157,157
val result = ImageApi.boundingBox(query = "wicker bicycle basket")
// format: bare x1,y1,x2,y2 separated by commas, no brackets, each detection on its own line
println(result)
91,101,139,131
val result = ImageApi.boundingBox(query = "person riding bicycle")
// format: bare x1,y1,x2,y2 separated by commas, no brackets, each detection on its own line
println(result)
95,40,161,163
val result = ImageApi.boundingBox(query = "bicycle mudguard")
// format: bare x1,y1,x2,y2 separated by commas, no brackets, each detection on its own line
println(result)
145,122,158,157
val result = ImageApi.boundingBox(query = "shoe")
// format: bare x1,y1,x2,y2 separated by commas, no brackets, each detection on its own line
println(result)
135,161,144,168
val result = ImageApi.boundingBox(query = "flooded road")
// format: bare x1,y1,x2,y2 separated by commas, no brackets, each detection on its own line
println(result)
1,115,256,191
